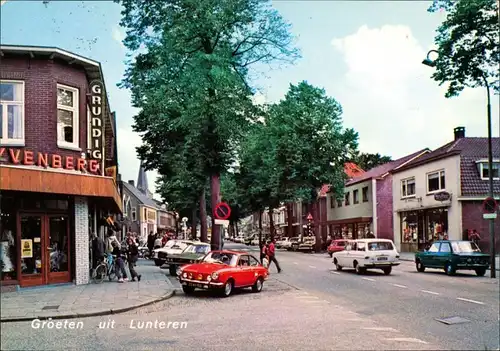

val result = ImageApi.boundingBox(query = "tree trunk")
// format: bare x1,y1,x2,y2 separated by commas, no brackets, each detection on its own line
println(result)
286,203,293,237
235,221,239,237
200,188,208,243
191,206,197,240
269,207,275,241
258,210,263,248
210,174,221,251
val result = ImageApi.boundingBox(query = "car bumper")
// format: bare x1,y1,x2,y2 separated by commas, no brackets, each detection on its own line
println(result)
179,277,224,289
363,262,400,268
456,264,489,269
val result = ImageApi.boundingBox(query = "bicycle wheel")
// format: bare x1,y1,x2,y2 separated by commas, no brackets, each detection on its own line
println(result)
93,264,107,284
108,265,116,281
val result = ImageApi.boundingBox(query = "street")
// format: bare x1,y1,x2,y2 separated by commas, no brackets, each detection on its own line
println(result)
1,243,498,351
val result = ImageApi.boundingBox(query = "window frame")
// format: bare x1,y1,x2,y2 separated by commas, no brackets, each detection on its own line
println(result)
131,207,137,221
362,186,369,202
330,195,335,208
56,83,80,150
480,162,500,181
353,189,359,204
401,177,416,199
0,80,25,146
344,192,350,206
426,170,446,194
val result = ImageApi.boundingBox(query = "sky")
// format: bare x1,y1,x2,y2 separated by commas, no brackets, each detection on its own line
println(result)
1,0,499,197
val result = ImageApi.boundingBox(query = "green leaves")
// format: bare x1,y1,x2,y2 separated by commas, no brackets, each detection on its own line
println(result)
429,0,499,97
350,152,392,171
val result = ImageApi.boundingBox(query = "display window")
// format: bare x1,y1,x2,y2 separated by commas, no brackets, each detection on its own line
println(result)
1,195,17,281
426,208,448,241
401,211,419,243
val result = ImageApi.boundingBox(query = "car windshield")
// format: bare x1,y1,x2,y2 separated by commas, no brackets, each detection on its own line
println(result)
335,241,346,246
291,238,299,242
170,242,189,250
367,241,394,251
202,252,238,266
451,241,481,253
164,240,176,248
183,245,210,254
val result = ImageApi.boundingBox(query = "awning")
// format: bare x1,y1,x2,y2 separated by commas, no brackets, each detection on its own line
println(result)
0,166,122,213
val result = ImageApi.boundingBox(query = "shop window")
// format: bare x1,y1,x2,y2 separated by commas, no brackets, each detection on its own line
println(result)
479,162,499,180
1,196,17,281
401,211,418,244
344,192,350,206
0,80,25,146
330,195,335,209
362,186,369,202
57,84,79,150
401,177,416,198
131,207,137,221
427,170,445,193
427,208,448,241
353,189,359,204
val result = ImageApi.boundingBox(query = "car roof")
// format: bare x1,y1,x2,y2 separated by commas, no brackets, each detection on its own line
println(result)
210,250,247,255
353,238,394,243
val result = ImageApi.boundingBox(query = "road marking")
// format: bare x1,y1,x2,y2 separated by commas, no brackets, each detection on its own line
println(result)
331,271,341,275
361,277,376,282
456,297,485,305
421,290,440,295
295,295,319,299
391,284,407,288
293,262,298,265
363,327,398,332
309,265,316,269
385,337,427,344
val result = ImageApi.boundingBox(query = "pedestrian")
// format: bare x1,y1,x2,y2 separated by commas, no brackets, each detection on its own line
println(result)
106,228,121,254
469,229,481,246
267,239,282,273
154,234,162,249
91,232,105,270
126,237,141,282
111,241,128,283
260,241,268,264
147,231,155,258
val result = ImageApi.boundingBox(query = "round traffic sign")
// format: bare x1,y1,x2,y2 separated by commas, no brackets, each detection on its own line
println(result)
483,197,498,213
214,202,231,220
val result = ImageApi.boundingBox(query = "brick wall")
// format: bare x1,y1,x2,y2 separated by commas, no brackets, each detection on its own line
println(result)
376,176,394,240
1,56,88,158
74,196,90,285
461,201,500,254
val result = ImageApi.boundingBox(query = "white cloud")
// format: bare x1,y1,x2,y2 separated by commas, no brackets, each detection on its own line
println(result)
331,24,499,159
112,26,125,48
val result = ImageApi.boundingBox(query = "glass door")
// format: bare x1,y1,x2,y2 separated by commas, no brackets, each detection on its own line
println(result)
19,215,44,286
46,216,71,284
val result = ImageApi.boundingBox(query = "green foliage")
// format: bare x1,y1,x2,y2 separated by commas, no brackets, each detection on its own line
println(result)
428,0,499,97
351,152,392,171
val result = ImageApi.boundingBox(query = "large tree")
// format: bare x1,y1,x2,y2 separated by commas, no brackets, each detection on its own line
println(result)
428,0,499,97
118,0,298,250
351,152,391,171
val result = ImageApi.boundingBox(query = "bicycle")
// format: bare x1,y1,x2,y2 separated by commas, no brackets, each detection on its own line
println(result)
91,255,117,283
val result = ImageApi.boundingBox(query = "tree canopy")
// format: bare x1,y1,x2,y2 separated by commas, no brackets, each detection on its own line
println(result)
351,152,392,171
428,0,499,97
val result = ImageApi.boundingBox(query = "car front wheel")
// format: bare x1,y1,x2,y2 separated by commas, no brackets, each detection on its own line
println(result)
221,280,233,297
445,262,456,276
475,268,486,277
355,263,365,275
252,277,264,293
416,260,425,272
382,267,392,275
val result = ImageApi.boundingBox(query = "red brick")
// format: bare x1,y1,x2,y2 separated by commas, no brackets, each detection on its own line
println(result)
461,201,500,254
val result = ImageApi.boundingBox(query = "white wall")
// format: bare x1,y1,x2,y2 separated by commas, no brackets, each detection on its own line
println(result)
392,155,462,250
326,180,373,221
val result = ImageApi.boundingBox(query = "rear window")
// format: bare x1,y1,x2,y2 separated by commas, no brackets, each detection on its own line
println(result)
367,241,394,251
336,241,346,246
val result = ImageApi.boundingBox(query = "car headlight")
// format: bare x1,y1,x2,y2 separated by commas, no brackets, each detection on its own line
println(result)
182,272,187,278
207,275,212,282
211,272,219,280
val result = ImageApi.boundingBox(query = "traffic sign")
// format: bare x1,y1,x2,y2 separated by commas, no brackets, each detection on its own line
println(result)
483,197,498,214
214,202,231,220
306,213,313,221
483,213,497,220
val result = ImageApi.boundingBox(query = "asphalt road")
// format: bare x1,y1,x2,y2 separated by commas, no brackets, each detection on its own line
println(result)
1,243,498,351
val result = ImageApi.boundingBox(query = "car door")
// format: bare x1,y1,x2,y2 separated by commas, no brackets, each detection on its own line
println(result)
341,242,355,267
422,242,440,267
248,255,262,285
435,242,451,268
235,255,253,287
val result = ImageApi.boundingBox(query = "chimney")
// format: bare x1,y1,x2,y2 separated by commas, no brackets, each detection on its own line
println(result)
454,126,465,140
128,180,135,186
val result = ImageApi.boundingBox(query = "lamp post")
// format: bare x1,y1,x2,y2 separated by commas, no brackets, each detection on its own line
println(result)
423,50,496,278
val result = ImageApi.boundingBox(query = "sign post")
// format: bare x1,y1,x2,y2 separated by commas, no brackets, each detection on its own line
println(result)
213,202,231,250
482,197,498,278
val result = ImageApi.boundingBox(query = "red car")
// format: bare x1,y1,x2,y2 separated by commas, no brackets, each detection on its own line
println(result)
327,239,348,257
178,250,269,297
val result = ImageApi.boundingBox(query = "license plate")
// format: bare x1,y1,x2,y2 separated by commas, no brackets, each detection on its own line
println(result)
188,282,204,288
377,257,388,261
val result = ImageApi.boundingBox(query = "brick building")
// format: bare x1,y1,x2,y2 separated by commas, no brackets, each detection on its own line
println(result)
392,127,500,253
0,45,121,288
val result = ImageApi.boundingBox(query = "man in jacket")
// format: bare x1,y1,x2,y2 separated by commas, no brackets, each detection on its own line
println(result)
147,231,155,257
126,237,141,282
267,239,281,273
91,233,105,270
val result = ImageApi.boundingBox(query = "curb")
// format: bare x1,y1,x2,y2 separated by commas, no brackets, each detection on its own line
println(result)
0,290,176,323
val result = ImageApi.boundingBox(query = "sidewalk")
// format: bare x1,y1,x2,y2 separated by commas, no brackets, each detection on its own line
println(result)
399,252,500,271
0,260,175,322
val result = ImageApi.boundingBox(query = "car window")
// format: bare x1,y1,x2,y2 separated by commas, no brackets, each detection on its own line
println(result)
238,255,250,266
248,256,260,266
336,241,346,247
357,242,366,251
428,243,439,252
351,242,357,251
367,241,394,251
439,243,451,253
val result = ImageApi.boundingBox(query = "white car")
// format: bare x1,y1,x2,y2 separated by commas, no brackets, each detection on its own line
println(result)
235,236,245,243
276,237,289,248
251,238,260,245
332,239,400,275
153,240,194,266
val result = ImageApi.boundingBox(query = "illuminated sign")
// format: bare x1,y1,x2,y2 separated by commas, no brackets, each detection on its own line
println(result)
88,80,104,174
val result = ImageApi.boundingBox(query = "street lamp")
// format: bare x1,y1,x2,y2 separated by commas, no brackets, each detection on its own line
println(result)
422,49,496,278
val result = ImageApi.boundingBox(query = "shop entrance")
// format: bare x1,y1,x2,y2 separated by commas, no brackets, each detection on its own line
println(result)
19,214,71,287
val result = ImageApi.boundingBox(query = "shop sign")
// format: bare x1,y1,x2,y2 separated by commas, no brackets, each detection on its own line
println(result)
434,191,451,202
21,239,33,258
0,148,101,174
88,80,104,174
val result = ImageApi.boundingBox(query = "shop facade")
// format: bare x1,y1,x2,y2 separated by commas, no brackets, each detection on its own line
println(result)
0,45,121,289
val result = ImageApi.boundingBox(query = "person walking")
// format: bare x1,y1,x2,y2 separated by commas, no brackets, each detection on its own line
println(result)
260,242,268,265
147,231,155,258
126,237,141,282
111,241,129,283
267,239,281,273
153,234,162,249
469,229,481,246
91,232,105,270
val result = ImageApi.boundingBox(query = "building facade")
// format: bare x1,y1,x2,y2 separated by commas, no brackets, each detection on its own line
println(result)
0,45,121,288
392,127,500,253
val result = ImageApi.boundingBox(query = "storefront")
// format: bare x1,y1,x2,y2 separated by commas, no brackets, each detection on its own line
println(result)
327,217,372,240
400,207,449,252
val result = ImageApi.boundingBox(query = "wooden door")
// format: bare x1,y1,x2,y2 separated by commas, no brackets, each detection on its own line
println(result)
18,214,45,287
46,215,71,284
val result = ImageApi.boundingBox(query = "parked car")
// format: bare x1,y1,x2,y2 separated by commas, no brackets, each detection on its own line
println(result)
164,243,211,276
287,237,300,251
152,240,194,266
327,239,348,257
234,236,245,243
415,240,490,276
298,237,315,252
276,237,290,249
178,250,269,297
332,239,400,275
244,236,254,246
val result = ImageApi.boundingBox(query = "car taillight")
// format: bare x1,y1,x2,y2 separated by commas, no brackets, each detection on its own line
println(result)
364,256,369,259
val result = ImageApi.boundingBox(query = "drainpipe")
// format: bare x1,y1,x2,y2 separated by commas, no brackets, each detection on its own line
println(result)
371,178,378,237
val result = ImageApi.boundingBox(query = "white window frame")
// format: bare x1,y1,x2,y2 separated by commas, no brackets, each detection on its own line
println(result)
0,80,25,146
131,207,137,222
56,83,80,150
401,177,416,198
123,195,131,217
426,170,446,194
479,162,500,181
